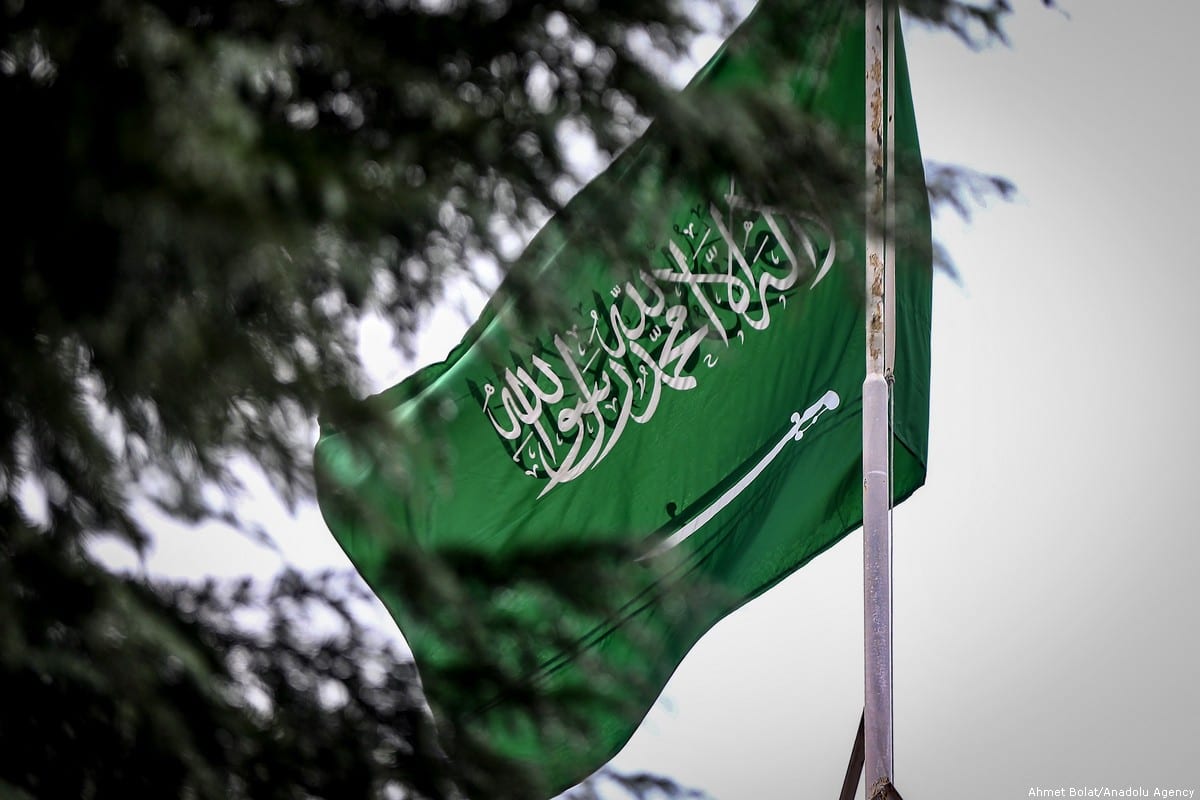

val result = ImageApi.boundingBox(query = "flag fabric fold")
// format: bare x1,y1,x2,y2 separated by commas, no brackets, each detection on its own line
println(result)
316,2,930,794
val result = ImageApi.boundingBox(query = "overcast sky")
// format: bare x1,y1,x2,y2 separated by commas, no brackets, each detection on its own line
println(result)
103,0,1200,797
608,1,1200,797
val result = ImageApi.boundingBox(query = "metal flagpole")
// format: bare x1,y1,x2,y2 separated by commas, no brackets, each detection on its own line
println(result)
863,0,896,796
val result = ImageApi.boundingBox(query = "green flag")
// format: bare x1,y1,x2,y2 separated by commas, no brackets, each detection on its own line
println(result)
316,2,930,795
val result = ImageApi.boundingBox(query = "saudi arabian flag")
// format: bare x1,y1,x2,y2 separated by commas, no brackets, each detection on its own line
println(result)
316,1,930,795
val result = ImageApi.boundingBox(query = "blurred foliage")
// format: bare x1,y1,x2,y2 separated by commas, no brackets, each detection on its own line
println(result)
0,517,446,799
0,0,1022,797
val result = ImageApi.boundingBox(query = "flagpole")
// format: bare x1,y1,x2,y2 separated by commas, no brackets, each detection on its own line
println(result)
863,0,895,795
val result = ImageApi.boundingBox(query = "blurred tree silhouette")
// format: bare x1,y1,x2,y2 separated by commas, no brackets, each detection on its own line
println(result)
0,0,1021,797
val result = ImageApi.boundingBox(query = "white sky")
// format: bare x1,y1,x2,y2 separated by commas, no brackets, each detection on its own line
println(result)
97,0,1200,797
609,2,1200,797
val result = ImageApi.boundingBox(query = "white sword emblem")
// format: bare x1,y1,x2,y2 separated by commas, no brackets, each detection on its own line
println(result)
641,390,841,560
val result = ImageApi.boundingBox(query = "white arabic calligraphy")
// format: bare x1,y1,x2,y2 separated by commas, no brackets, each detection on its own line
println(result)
480,189,836,497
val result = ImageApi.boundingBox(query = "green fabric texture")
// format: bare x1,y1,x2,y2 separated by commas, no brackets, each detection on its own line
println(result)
315,3,930,795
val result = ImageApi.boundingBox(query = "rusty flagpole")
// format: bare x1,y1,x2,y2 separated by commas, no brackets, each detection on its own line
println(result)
863,0,897,796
